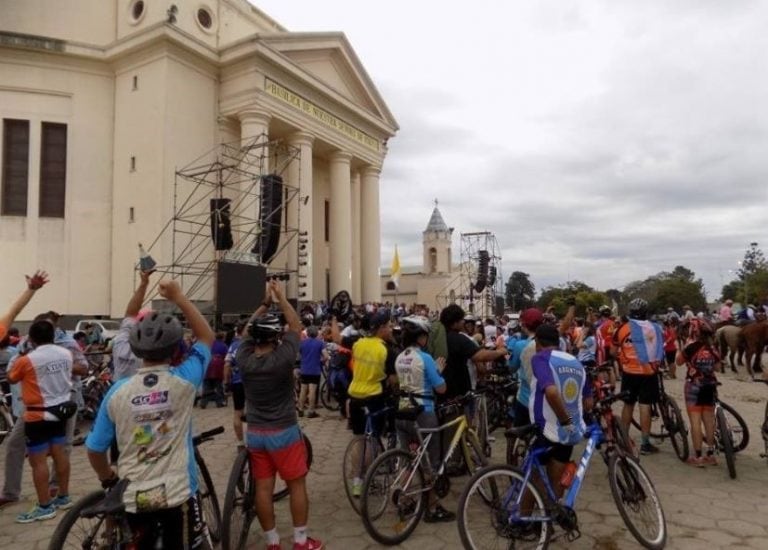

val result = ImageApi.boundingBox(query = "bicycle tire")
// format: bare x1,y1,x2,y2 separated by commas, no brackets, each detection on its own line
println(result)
474,397,491,457
458,464,551,550
221,448,255,550
632,402,666,439
719,400,749,452
196,450,222,543
360,448,427,546
716,407,737,479
610,416,638,459
319,379,340,411
343,435,382,515
47,490,108,550
505,433,530,467
607,454,667,549
0,409,11,445
663,398,689,462
273,433,313,502
462,429,493,504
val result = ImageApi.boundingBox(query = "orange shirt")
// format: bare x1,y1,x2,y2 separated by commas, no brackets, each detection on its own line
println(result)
613,322,657,376
7,344,73,422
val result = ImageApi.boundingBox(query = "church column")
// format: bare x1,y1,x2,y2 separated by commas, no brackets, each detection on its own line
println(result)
351,170,362,302
237,109,271,230
360,165,382,303
329,151,353,295
287,132,315,301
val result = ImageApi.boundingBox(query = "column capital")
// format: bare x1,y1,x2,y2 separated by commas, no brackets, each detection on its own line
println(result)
361,164,382,178
287,131,316,147
329,150,353,164
237,108,271,125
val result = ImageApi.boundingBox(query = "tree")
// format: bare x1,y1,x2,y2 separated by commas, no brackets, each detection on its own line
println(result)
737,242,767,281
505,271,535,312
536,280,609,317
720,279,743,303
622,266,707,316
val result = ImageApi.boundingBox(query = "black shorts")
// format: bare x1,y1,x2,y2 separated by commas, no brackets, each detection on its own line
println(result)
299,374,321,385
532,435,573,464
621,372,659,405
348,394,389,436
664,351,676,365
231,382,245,411
126,494,211,549
24,420,67,453
512,398,531,428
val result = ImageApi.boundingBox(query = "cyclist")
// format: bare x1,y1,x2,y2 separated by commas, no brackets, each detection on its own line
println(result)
236,280,321,550
223,320,246,446
111,270,153,381
613,298,665,455
676,318,720,466
509,308,544,427
394,316,452,522
85,279,215,549
529,324,592,496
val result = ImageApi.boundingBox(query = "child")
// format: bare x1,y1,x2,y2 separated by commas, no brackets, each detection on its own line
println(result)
676,318,720,467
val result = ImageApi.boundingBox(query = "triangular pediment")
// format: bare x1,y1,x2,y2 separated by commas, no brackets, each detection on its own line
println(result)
259,32,397,130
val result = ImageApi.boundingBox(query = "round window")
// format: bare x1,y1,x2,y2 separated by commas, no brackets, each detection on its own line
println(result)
131,0,145,21
197,8,213,29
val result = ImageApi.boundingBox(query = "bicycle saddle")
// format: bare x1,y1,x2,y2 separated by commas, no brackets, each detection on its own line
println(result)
81,478,130,518
505,424,538,439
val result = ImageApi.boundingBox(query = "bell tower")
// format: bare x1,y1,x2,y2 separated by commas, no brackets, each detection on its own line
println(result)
422,200,453,275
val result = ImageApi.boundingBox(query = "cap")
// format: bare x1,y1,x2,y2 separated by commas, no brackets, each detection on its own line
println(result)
369,310,391,330
520,308,544,330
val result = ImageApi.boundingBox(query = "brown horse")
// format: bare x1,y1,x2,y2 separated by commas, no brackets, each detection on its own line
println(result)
715,325,743,372
739,320,768,376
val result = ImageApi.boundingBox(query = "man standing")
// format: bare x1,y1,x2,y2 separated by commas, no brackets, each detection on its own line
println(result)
613,298,665,455
236,280,321,550
111,270,153,381
223,321,246,446
719,299,734,324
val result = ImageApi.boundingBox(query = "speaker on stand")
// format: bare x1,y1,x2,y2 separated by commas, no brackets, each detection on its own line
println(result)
210,198,233,251
252,174,283,264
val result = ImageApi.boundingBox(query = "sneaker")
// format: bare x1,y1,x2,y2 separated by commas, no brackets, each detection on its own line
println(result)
293,537,323,550
424,504,456,523
351,481,362,497
686,456,705,468
51,494,73,510
306,411,319,419
640,443,660,455
15,503,57,523
703,454,718,466
0,496,19,510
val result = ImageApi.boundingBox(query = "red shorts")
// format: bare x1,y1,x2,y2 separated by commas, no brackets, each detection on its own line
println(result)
246,424,308,481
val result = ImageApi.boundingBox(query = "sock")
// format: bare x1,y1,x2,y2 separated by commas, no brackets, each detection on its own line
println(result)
641,435,650,446
695,449,702,458
294,525,308,545
264,528,280,545
706,447,714,456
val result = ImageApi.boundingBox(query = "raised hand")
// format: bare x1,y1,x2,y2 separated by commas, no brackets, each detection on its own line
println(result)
158,279,183,302
26,270,50,290
139,270,154,285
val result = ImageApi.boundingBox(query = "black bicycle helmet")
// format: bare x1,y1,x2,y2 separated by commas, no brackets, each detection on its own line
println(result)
401,315,431,336
248,314,282,343
628,298,648,320
129,311,183,362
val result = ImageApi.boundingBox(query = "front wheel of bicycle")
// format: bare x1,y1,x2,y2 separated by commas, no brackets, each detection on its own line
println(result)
716,407,737,479
47,490,110,550
0,409,11,445
196,450,222,543
343,435,382,515
319,379,340,411
360,449,427,546
458,464,551,550
608,454,667,549
662,398,689,462
609,416,638,459
718,401,749,452
221,448,256,550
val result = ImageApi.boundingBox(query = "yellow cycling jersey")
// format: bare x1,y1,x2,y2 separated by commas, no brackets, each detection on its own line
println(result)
348,336,388,399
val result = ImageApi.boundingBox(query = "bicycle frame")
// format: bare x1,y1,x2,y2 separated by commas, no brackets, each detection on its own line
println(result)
410,413,470,480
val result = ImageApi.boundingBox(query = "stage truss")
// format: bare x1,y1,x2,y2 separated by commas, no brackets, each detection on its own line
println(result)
457,232,503,318
139,133,302,315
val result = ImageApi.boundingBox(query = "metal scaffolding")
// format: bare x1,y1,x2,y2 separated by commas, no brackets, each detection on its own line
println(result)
458,231,503,319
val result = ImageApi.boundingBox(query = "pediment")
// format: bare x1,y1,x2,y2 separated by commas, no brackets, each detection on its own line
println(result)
259,33,397,130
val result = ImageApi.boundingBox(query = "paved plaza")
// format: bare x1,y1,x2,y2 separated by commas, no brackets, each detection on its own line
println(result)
1,370,767,549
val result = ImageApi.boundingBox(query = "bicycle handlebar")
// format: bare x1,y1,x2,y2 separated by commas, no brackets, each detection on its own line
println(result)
193,425,224,446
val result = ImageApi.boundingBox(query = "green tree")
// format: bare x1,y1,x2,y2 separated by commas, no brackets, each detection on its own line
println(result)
622,266,707,316
737,242,767,281
720,279,743,302
505,271,535,312
537,281,609,317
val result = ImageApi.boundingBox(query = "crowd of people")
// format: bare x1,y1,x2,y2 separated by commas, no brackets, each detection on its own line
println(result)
0,268,759,547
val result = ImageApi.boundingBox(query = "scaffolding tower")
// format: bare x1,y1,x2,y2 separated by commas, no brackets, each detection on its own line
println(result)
458,231,503,319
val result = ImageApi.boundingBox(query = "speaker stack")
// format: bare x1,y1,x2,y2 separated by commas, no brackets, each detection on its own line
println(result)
474,250,490,293
210,198,233,251
252,174,283,264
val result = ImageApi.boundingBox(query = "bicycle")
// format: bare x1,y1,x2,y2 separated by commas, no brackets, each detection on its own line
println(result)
359,391,488,545
0,389,14,445
458,391,667,550
221,430,313,550
630,368,689,461
756,379,768,464
342,402,397,514
48,425,225,549
713,385,748,479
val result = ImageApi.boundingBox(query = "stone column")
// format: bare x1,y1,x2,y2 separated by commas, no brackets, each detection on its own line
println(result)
350,170,362,302
360,165,382,303
329,151,353,295
287,132,314,301
237,109,271,229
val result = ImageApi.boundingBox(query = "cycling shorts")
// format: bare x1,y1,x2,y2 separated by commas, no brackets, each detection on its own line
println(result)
532,435,573,464
684,382,716,412
348,394,389,436
231,382,245,411
126,494,212,549
25,420,67,454
299,374,321,386
621,373,659,406
246,424,308,481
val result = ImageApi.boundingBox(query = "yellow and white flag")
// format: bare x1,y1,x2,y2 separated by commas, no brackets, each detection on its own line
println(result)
390,245,401,289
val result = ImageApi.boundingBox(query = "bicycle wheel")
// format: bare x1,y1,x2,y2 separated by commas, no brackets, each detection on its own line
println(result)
716,407,737,479
319,379,340,411
0,409,11,445
661,398,689,462
607,454,667,550
343,435,382,515
360,449,427,546
273,433,313,501
719,401,749,452
505,434,530,467
196,450,222,543
610,416,638,459
221,448,255,550
47,490,110,550
458,464,551,550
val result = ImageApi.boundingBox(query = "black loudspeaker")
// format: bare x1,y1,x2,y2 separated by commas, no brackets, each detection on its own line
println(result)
474,250,490,293
210,198,233,250
216,262,266,314
488,266,497,287
252,174,283,264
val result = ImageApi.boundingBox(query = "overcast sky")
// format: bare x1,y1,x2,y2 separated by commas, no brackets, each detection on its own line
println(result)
253,0,768,300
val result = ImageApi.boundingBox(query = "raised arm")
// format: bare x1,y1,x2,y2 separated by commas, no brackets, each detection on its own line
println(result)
270,280,301,335
0,270,49,328
158,279,215,348
125,270,152,317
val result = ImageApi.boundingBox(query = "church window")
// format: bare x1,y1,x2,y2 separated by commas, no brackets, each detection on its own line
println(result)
429,247,437,273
